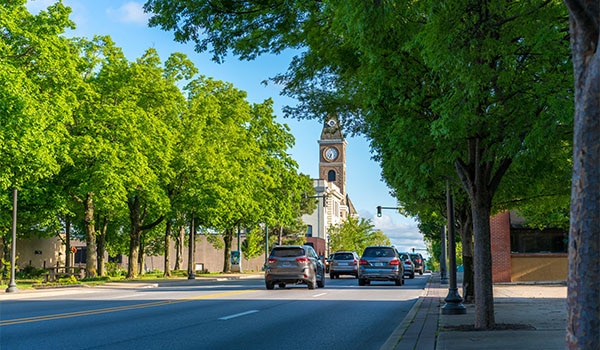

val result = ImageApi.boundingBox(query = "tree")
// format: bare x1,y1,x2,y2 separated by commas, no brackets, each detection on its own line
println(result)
144,0,573,330
119,49,183,278
562,0,600,348
70,40,183,278
0,1,79,275
156,52,198,277
330,2,571,329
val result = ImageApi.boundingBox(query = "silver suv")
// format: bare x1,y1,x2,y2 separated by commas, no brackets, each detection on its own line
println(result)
398,252,415,279
329,251,359,279
358,246,404,286
265,245,325,290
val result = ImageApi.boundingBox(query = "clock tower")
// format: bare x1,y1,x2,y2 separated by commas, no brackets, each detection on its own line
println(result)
319,117,347,195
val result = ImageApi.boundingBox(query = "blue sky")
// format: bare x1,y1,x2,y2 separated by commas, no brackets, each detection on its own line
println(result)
26,0,427,257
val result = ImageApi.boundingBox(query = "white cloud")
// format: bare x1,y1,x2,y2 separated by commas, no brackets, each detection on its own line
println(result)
359,209,429,258
107,2,150,25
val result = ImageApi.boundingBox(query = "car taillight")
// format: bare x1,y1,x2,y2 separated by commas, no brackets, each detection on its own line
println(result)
353,259,358,264
359,259,368,265
389,259,400,266
268,258,277,263
296,257,310,263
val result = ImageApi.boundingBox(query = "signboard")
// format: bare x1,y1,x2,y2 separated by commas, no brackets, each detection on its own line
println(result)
231,251,240,265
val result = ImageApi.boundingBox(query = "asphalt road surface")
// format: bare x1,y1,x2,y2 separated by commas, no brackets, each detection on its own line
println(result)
1,274,429,350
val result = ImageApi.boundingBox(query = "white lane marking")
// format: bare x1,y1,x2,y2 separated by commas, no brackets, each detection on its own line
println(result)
218,310,259,321
313,293,327,297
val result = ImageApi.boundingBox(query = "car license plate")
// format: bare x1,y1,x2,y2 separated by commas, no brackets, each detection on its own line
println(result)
282,262,292,267
375,262,385,266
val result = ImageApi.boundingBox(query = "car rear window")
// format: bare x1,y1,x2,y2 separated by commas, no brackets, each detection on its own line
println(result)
334,253,354,260
362,248,394,258
271,247,304,257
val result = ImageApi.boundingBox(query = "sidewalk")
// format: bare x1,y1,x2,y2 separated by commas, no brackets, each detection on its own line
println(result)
383,273,568,350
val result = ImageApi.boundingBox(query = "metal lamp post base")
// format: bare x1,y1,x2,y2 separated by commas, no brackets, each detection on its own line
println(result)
442,288,467,315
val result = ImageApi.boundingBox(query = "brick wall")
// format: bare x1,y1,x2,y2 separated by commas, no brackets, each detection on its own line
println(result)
490,211,512,282
306,237,327,257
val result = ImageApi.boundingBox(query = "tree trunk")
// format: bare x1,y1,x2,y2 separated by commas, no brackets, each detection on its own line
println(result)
96,216,108,276
127,196,142,278
65,218,71,270
126,195,164,279
277,226,283,245
2,235,9,279
456,138,512,329
470,196,494,329
175,225,185,270
128,225,141,279
564,1,600,347
138,233,145,275
223,228,233,272
187,213,195,277
83,193,97,278
164,220,172,277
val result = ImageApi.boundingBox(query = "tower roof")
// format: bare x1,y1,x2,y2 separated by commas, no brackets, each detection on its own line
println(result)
320,117,344,141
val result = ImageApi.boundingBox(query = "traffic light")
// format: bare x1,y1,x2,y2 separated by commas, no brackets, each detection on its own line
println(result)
377,206,382,217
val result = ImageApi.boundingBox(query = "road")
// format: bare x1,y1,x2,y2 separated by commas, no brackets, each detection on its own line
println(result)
0,274,429,350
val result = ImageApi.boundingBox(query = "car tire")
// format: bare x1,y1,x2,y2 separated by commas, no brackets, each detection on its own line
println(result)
410,272,415,279
307,274,316,289
330,273,335,279
317,274,325,288
358,278,366,286
419,270,423,275
395,278,402,286
278,283,286,288
266,281,274,290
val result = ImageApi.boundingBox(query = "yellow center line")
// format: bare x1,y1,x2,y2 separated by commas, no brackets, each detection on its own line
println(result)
1,289,257,326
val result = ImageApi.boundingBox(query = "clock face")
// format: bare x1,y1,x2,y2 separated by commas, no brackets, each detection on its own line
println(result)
327,119,336,127
325,147,338,161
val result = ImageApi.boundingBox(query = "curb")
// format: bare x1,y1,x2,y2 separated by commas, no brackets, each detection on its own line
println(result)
380,274,433,350
381,296,427,350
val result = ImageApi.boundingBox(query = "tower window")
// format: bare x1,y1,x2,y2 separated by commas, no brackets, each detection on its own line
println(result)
306,225,313,237
328,170,336,182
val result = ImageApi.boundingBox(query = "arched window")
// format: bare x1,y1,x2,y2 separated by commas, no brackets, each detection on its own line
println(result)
306,225,313,237
328,170,336,182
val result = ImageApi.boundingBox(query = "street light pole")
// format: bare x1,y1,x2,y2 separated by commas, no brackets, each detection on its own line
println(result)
440,225,448,285
442,181,466,315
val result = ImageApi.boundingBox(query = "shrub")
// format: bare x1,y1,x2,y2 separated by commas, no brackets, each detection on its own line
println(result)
106,262,126,277
18,265,47,279
58,275,78,284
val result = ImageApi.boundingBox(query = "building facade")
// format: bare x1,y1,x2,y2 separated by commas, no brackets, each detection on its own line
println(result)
303,117,357,257
491,211,568,282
